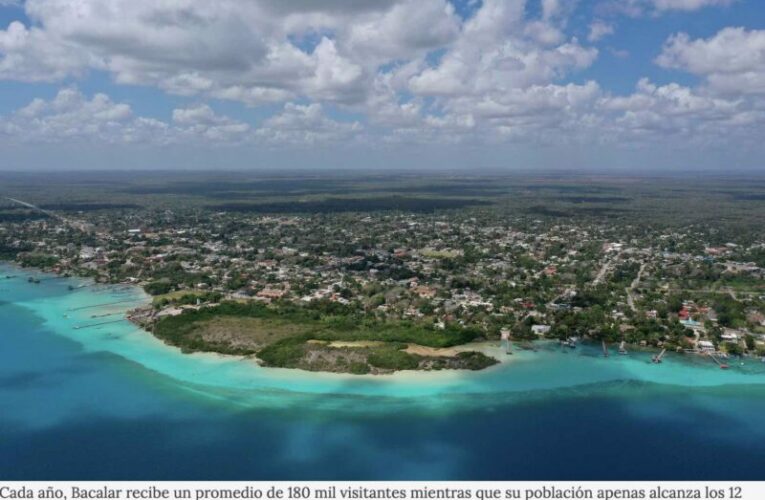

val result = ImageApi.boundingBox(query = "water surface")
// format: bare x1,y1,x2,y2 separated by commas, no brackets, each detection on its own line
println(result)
2,263,765,479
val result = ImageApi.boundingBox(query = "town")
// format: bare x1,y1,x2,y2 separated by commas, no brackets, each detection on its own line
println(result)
2,173,765,374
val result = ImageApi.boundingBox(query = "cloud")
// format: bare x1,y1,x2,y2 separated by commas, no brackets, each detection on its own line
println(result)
1,0,763,161
255,102,362,145
597,78,762,144
0,0,461,106
598,0,736,17
172,104,251,143
408,0,597,97
657,27,765,95
344,0,460,63
0,88,143,143
0,89,257,145
588,21,615,42
652,0,735,11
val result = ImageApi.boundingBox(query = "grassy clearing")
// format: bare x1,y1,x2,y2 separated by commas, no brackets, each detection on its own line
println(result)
152,289,208,305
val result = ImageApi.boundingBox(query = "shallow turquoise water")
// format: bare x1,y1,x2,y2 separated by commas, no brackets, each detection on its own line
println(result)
2,262,765,479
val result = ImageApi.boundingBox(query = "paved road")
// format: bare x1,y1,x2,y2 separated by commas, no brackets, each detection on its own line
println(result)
4,196,90,232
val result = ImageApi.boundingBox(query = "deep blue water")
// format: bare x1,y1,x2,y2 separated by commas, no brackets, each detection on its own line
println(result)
2,265,765,480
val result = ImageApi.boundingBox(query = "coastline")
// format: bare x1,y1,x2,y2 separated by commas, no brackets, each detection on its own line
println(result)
4,260,765,407
7,257,763,375
1,260,513,382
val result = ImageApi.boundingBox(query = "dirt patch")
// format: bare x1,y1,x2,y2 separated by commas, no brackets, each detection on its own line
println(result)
404,344,460,357
328,340,387,348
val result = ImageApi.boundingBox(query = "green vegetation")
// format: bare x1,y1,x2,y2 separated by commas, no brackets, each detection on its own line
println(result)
4,171,765,371
367,346,420,371
18,253,59,268
151,300,492,373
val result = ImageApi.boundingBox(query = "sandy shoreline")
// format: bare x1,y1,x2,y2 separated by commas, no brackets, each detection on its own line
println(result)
2,262,515,379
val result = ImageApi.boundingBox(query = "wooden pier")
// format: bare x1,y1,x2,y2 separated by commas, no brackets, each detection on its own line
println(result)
68,299,142,311
73,319,125,330
708,352,730,369
652,348,666,364
90,311,123,319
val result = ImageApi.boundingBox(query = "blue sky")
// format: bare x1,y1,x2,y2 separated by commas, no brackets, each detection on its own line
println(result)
0,0,764,171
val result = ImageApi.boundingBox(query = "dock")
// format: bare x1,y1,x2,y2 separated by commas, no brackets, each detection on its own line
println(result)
68,299,142,311
73,319,125,330
652,348,666,364
708,352,730,369
90,311,123,319
38,276,68,282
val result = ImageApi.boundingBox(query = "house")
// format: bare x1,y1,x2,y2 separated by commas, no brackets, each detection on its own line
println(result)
680,318,701,328
257,287,287,300
698,340,716,352
532,325,551,336
704,247,729,256
413,285,437,298
79,246,96,260
721,328,749,342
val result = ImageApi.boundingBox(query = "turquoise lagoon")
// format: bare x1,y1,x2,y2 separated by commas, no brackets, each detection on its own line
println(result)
2,262,765,479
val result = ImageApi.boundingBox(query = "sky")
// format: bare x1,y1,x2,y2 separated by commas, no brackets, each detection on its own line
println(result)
0,0,764,172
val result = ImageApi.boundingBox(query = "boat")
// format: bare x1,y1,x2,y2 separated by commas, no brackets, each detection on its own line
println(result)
618,341,628,355
720,364,730,370
563,337,577,348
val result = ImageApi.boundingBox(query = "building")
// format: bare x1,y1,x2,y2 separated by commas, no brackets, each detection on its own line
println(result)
532,325,551,336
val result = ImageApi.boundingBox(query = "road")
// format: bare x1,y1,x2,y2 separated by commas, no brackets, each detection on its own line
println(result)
626,262,646,312
4,197,63,220
593,254,616,286
3,196,91,233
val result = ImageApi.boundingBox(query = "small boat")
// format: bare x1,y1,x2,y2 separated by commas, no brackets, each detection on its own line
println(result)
618,341,628,355
562,337,576,348
720,364,730,370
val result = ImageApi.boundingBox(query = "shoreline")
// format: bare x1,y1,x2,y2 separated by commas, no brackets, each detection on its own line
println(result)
2,260,513,379
4,260,765,389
